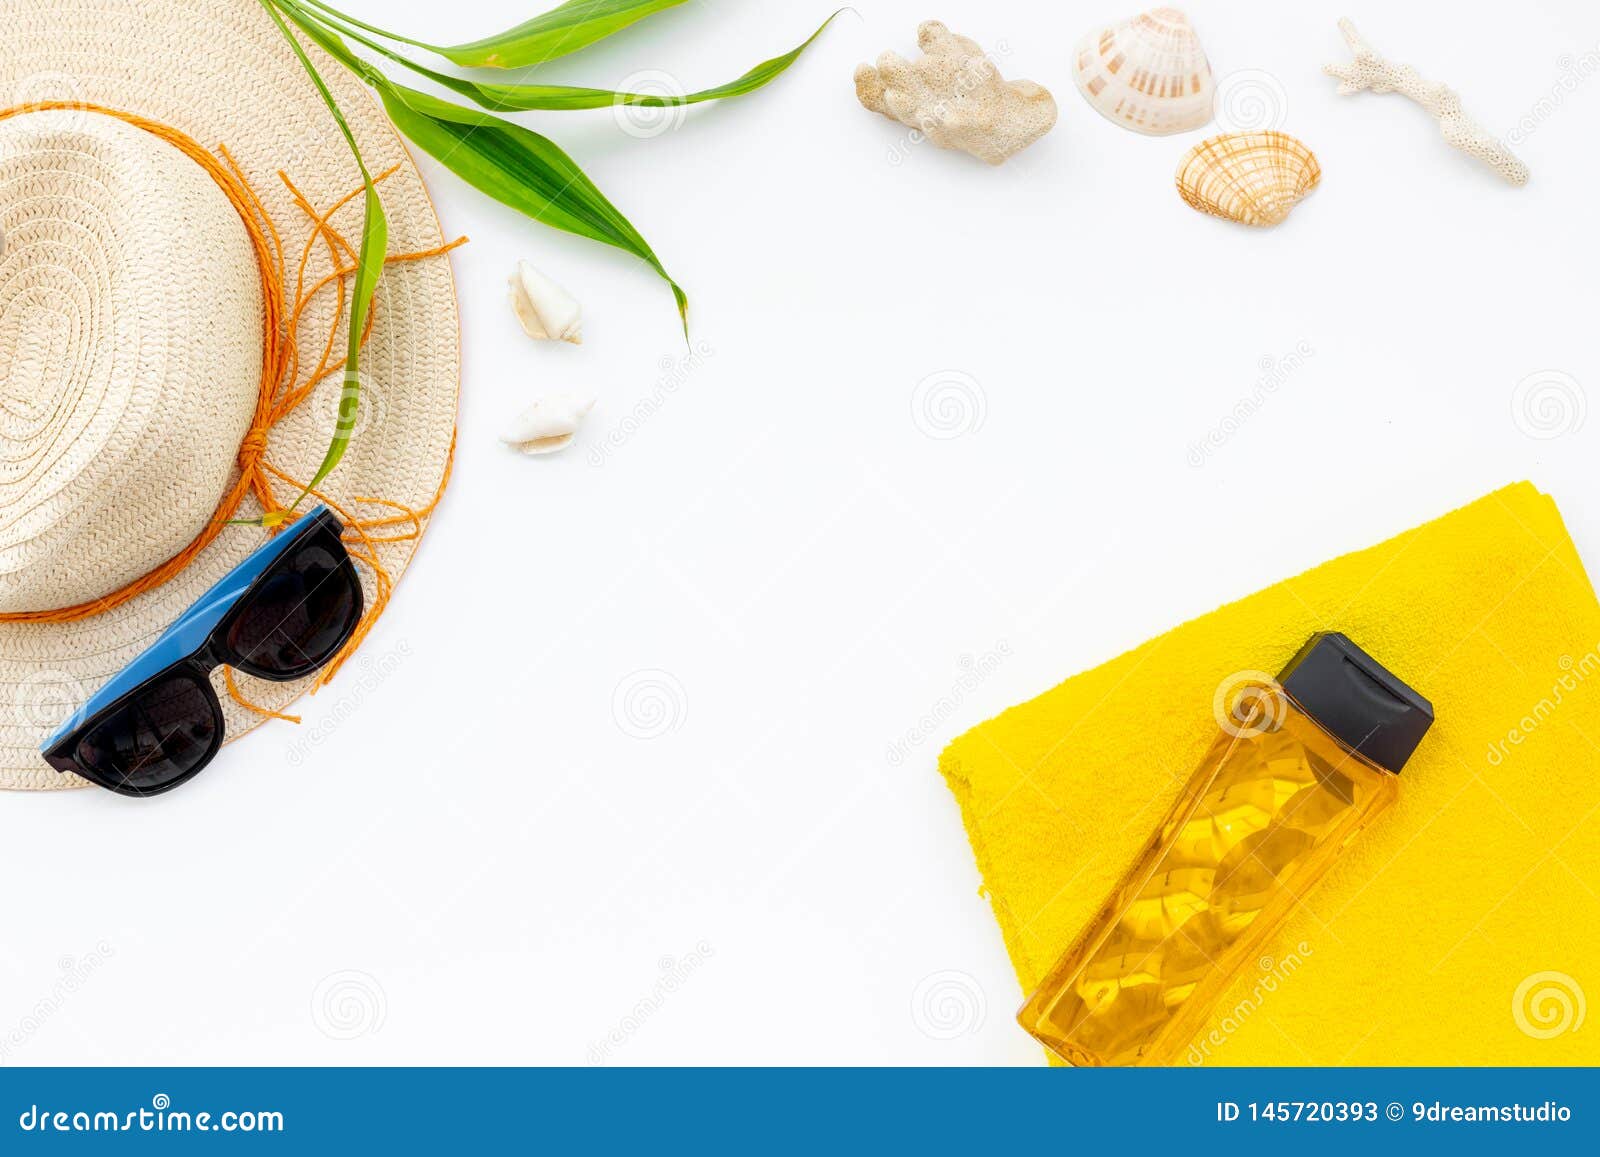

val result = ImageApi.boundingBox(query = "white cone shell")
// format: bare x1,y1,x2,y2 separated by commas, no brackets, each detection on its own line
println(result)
499,388,595,455
508,260,582,344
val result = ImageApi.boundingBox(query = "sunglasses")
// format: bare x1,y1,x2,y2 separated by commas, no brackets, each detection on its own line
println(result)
41,507,363,797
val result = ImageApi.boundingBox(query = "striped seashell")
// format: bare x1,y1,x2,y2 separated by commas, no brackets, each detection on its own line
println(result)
1073,7,1215,136
1175,131,1322,227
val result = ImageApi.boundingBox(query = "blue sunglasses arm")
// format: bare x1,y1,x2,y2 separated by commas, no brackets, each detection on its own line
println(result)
40,508,331,752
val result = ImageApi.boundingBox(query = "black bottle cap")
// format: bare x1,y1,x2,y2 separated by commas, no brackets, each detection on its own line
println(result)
1276,632,1434,773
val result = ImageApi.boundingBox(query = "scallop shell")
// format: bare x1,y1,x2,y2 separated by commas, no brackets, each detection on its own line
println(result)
1073,7,1215,136
1175,131,1321,227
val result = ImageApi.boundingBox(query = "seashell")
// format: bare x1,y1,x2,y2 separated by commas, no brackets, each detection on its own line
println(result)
1175,131,1321,227
1073,7,1215,136
499,388,595,455
507,260,582,344
855,21,1057,165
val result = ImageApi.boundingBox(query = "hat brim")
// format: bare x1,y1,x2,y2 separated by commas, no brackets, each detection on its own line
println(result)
0,0,460,790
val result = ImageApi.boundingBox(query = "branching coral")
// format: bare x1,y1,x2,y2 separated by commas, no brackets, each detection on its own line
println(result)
1324,18,1529,187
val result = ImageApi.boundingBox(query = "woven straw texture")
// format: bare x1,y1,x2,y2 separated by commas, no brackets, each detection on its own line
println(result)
0,0,460,790
0,109,264,612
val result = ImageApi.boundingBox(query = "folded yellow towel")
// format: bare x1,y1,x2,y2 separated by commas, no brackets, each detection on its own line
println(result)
941,483,1600,1064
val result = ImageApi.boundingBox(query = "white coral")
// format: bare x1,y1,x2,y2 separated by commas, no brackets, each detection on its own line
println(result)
1324,18,1529,187
855,21,1057,165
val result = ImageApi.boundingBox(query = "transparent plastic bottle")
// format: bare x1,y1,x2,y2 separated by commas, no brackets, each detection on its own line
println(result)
1017,632,1433,1066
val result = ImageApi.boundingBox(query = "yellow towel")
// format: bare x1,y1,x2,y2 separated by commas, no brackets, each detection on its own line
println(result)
941,483,1600,1065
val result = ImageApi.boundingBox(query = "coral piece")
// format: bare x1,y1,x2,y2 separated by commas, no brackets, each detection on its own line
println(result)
1175,131,1322,227
1324,18,1529,187
854,21,1057,165
1073,7,1215,136
508,260,582,344
499,388,596,455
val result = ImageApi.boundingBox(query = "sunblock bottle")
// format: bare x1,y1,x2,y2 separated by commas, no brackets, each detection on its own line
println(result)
1018,632,1433,1066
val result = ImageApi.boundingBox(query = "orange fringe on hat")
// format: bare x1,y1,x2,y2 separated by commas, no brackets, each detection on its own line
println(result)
0,102,465,714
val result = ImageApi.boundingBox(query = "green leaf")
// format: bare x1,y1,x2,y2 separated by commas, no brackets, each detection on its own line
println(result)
443,0,691,68
258,0,389,516
297,0,689,69
378,82,686,326
315,186,388,498
295,3,840,113
277,6,686,328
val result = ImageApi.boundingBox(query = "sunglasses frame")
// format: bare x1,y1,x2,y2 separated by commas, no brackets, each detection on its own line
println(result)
41,507,362,797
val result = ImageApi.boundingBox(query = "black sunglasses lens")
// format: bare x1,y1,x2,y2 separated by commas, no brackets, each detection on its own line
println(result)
74,671,218,794
225,535,361,678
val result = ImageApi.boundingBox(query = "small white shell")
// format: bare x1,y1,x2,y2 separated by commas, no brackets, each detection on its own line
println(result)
499,388,596,455
508,260,582,344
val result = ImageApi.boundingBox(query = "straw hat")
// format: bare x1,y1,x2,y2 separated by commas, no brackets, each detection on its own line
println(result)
0,0,460,789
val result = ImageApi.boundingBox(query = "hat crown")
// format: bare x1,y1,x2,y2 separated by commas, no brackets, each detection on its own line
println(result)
0,108,262,613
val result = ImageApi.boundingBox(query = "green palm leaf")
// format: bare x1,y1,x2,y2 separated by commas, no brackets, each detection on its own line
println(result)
257,0,388,515
284,1,838,114
284,9,686,326
380,83,686,325
297,0,689,69
441,0,691,68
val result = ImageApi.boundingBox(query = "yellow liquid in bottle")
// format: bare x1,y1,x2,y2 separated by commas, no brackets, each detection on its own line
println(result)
1018,690,1398,1065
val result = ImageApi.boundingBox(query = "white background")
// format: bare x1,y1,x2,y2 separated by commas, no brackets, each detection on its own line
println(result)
4,0,1599,1065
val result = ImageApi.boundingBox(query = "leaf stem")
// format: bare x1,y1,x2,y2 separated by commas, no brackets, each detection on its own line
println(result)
260,0,376,181
257,0,389,511
277,0,485,98
282,0,841,116
291,0,443,53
